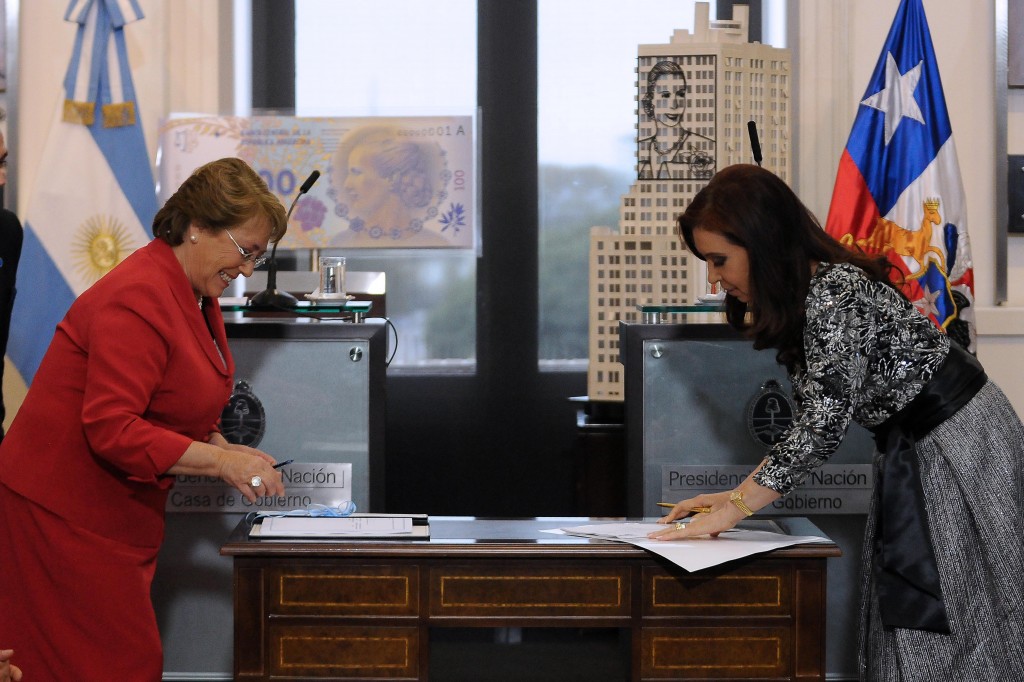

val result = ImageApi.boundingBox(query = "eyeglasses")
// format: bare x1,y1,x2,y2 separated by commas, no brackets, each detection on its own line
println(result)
224,229,268,268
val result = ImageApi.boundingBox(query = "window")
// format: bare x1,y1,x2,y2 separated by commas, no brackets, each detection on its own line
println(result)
258,0,784,517
537,0,709,363
295,0,477,366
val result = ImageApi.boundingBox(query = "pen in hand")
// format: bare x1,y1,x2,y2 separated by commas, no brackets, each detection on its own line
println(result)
657,502,713,513
272,459,294,470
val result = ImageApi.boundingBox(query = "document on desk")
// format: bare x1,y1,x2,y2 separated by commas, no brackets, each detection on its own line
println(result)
556,522,829,572
253,515,427,539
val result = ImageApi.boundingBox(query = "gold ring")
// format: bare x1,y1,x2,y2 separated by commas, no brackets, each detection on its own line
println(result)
675,522,685,530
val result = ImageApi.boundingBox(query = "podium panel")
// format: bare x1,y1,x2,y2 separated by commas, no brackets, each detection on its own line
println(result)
154,319,386,679
621,322,873,679
223,319,386,511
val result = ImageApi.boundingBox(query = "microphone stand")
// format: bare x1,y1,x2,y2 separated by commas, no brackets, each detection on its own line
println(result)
249,170,320,308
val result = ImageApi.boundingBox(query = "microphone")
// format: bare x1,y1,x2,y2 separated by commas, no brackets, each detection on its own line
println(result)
747,121,763,167
249,170,321,308
296,169,321,196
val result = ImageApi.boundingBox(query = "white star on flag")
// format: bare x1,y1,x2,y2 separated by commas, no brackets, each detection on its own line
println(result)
915,286,942,317
861,52,925,145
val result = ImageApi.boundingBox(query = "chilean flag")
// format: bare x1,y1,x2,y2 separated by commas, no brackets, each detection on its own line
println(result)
825,0,975,352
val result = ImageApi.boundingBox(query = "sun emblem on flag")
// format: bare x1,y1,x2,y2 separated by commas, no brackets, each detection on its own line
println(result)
73,215,136,284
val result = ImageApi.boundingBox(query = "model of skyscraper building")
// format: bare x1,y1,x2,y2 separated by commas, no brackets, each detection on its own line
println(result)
588,3,792,401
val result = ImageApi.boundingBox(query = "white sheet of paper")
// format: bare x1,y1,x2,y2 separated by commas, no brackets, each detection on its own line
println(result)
556,522,829,572
258,516,413,537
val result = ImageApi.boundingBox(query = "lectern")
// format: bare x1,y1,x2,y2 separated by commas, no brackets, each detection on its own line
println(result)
620,321,872,679
154,319,387,678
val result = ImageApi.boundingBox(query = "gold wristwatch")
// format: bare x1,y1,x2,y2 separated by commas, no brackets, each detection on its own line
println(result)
729,491,755,516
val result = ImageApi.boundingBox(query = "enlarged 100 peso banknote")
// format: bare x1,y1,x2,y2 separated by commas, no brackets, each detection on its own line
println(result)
158,114,476,249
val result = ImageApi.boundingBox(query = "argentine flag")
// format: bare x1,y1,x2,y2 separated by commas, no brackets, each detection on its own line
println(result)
9,0,157,385
825,0,975,352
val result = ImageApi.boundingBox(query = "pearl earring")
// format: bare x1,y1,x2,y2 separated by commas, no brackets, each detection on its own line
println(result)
189,235,198,244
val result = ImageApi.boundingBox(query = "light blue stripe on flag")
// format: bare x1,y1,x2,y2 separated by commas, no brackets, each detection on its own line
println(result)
91,123,157,231
8,226,77,380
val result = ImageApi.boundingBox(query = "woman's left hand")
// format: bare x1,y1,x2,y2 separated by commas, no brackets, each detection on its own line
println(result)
0,649,22,682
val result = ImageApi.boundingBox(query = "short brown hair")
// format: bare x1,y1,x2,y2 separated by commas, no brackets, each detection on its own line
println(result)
152,157,286,245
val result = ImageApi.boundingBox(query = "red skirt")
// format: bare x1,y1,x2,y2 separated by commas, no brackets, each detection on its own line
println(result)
0,483,164,681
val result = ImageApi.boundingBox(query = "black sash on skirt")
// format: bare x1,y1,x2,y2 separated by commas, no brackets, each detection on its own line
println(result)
868,342,987,634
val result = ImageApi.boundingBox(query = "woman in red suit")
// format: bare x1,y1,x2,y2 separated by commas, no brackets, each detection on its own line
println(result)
0,158,288,680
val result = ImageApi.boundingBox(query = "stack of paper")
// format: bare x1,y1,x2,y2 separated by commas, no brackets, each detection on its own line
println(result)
251,514,429,539
554,521,829,572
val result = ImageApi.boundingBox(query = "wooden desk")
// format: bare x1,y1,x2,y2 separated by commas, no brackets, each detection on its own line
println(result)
221,517,839,681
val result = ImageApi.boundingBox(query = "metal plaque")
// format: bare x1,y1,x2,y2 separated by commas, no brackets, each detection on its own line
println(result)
166,462,353,513
661,463,873,516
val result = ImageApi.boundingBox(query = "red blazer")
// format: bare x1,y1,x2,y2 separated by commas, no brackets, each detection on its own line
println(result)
0,239,234,547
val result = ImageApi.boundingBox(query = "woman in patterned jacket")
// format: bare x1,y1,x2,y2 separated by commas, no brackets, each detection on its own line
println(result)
650,164,1023,680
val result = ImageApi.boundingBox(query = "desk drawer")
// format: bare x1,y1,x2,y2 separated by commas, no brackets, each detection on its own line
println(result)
429,563,630,618
643,564,792,617
270,565,419,617
641,625,792,679
268,624,419,679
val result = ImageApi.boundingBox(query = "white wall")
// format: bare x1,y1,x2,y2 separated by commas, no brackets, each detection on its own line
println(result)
10,0,1024,412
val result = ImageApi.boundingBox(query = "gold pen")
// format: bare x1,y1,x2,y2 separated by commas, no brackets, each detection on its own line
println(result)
657,503,713,513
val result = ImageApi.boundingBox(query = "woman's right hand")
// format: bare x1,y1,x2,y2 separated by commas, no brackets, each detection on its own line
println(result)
647,492,744,541
168,441,286,503
216,448,285,503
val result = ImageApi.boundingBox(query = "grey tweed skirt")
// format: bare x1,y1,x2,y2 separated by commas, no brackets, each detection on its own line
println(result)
859,380,1024,681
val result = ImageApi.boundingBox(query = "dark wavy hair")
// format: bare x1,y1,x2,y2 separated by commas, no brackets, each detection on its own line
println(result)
677,164,899,368
152,157,287,245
